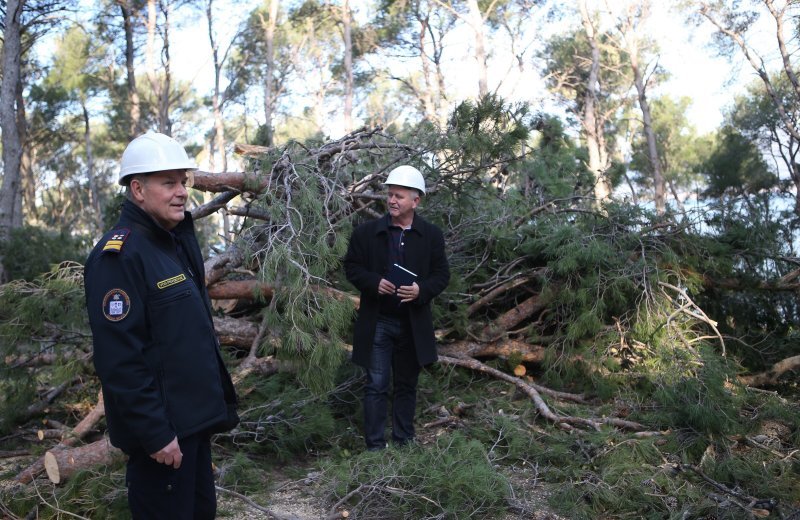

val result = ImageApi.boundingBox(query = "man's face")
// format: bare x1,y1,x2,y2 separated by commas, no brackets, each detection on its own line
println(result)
386,185,420,222
131,169,189,230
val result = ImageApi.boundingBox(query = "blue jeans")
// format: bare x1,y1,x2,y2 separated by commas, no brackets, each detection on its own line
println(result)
363,315,420,449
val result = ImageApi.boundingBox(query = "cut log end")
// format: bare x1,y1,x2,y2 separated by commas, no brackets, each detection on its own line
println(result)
43,439,124,485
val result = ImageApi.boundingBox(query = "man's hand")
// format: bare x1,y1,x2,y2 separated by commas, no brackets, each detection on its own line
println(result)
150,437,182,469
378,278,396,295
397,282,420,303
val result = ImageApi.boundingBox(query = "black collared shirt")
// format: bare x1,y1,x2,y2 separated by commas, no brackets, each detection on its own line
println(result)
380,215,415,317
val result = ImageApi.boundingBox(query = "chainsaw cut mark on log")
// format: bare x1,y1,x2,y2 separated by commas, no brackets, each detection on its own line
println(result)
44,438,124,485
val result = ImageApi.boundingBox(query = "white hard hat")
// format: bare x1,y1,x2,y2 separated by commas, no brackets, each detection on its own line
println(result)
385,165,426,194
118,131,197,185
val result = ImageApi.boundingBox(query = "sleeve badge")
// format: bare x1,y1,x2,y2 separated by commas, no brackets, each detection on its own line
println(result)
102,228,130,253
102,289,131,321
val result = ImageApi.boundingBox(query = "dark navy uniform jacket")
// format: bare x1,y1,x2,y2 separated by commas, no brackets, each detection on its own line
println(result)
344,212,450,367
85,200,238,455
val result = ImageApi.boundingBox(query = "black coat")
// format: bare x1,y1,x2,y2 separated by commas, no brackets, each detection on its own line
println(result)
84,201,238,454
344,212,450,367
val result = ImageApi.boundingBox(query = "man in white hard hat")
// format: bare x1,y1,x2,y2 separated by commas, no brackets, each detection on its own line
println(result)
84,131,239,519
344,165,450,450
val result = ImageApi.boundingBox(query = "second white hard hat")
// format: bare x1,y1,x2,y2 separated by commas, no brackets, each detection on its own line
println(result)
385,165,426,194
118,131,197,185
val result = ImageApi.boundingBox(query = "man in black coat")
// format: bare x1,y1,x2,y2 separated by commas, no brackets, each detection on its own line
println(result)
84,131,238,519
344,165,450,450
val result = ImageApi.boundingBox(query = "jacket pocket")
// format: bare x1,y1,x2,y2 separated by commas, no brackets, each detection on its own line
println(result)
150,289,192,307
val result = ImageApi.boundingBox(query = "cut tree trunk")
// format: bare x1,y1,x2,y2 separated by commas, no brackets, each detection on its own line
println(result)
16,390,106,484
439,338,545,363
214,316,260,348
480,293,544,340
44,438,124,484
193,170,269,193
208,279,274,300
467,275,534,316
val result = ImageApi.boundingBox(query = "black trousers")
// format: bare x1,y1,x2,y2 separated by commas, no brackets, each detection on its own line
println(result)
126,432,216,520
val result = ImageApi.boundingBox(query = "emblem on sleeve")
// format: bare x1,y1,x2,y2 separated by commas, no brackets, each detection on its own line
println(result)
102,289,131,321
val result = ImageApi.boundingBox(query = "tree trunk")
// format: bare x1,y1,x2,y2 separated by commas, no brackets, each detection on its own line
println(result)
261,0,279,147
44,438,125,484
208,0,222,168
83,102,103,232
208,279,275,300
158,0,173,135
630,51,665,214
0,0,24,282
16,73,32,228
466,0,488,98
578,0,611,205
146,0,159,119
214,315,260,348
342,0,354,133
438,338,545,363
738,354,800,387
119,0,141,139
417,16,437,123
480,293,544,340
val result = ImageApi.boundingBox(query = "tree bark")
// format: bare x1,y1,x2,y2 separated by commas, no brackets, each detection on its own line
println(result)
578,0,612,205
738,355,800,387
342,0,354,133
622,3,664,215
0,0,24,282
261,0,279,147
214,315,260,348
208,279,275,300
44,438,125,484
158,0,173,135
438,338,545,363
119,0,142,139
192,170,270,193
83,102,103,232
480,293,544,340
466,0,488,97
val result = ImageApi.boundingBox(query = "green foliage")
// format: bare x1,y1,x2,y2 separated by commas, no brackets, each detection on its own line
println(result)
0,226,89,282
518,115,593,199
630,95,710,199
0,262,87,346
2,464,129,519
322,433,508,519
224,372,340,459
646,351,744,435
703,125,777,198
216,451,272,496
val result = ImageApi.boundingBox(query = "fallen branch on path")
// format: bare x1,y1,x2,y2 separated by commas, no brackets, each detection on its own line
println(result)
215,485,301,520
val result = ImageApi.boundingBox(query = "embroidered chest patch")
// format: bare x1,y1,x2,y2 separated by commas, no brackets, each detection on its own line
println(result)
102,289,131,321
156,273,187,290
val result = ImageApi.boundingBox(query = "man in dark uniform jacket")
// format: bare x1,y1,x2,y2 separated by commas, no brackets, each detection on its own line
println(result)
84,131,238,519
344,165,450,450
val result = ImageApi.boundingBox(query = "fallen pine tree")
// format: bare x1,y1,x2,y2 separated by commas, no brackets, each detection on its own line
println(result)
1,112,799,518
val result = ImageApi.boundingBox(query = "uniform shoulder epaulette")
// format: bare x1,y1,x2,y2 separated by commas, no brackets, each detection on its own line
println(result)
101,228,131,254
